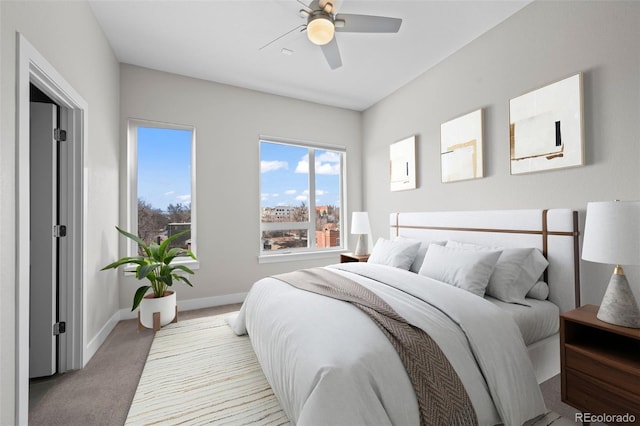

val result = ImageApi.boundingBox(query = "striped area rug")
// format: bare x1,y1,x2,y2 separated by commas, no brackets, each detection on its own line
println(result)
125,313,290,425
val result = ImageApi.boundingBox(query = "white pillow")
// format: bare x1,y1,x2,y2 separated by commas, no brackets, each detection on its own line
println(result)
486,248,549,305
409,240,445,273
445,241,548,305
367,237,421,270
418,244,502,297
527,281,550,300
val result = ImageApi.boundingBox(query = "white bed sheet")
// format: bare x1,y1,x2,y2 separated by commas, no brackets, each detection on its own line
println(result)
231,263,546,426
486,296,559,346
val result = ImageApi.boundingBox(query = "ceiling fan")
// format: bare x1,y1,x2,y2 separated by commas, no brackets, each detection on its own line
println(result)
262,0,402,70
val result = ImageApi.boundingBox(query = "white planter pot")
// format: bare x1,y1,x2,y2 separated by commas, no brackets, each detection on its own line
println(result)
139,290,177,329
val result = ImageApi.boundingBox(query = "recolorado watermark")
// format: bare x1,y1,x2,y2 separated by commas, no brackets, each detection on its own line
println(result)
575,412,636,423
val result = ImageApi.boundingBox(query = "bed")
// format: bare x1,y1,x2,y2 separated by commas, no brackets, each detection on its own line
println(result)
231,208,580,426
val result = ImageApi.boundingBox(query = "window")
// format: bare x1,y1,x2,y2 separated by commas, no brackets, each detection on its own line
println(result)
127,120,197,263
260,138,345,259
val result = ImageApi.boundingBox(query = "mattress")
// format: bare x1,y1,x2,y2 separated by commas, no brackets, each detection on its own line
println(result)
486,296,559,345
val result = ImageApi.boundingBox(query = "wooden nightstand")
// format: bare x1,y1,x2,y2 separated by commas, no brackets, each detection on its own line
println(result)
340,253,369,263
560,304,640,422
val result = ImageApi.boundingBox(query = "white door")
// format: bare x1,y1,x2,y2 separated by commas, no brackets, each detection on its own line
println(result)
29,102,58,378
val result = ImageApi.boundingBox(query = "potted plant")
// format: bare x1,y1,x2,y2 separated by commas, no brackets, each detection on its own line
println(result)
101,226,196,330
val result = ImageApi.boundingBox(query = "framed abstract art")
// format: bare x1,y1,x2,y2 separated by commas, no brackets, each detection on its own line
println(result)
509,73,584,175
390,135,416,191
440,109,484,183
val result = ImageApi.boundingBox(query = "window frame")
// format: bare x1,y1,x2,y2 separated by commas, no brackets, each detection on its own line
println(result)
258,136,346,263
126,118,198,269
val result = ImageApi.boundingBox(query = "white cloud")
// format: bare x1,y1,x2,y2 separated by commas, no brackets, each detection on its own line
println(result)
295,155,309,174
164,191,175,196
296,195,308,202
176,194,191,203
294,153,340,175
316,162,340,175
284,189,297,195
261,160,288,173
317,151,340,163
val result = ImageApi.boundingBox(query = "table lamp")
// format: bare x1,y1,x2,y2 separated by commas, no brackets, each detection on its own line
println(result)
581,200,640,328
351,212,371,256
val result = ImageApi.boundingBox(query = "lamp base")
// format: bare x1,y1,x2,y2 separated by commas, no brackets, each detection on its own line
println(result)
597,271,640,328
354,234,368,256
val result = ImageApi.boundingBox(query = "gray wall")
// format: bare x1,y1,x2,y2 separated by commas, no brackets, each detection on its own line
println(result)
0,1,120,423
118,64,363,308
362,1,640,306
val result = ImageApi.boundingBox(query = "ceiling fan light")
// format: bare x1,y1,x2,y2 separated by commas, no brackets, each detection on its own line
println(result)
307,15,335,45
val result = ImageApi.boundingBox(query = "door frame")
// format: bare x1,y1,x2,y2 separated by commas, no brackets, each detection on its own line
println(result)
16,33,87,424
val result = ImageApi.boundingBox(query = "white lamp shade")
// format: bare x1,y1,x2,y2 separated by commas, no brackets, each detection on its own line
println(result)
307,15,335,45
582,200,640,266
351,212,370,235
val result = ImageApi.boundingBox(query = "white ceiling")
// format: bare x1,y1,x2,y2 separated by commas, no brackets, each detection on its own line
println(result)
89,0,531,111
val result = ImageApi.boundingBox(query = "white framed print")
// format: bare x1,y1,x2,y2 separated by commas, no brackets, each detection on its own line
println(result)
440,109,484,183
390,135,416,191
509,73,584,175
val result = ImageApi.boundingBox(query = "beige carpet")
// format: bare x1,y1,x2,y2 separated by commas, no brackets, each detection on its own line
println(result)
125,313,289,425
127,312,575,426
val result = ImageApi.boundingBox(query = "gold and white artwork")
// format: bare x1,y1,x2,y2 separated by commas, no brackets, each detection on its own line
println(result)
509,73,584,174
440,109,483,183
390,136,416,191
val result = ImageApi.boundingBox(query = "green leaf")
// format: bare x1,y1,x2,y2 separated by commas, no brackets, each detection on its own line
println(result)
170,264,195,275
156,274,173,287
163,247,185,264
157,235,177,261
164,229,191,245
132,285,151,311
100,256,145,270
137,263,161,280
149,243,161,262
116,226,151,257
173,274,194,287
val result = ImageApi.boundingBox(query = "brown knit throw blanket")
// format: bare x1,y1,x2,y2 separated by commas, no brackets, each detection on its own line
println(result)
274,267,478,426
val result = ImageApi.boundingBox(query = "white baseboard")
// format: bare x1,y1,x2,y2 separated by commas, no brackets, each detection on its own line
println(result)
84,309,120,367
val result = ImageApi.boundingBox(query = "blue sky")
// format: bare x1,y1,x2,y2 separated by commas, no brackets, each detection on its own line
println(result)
260,141,341,208
138,127,192,210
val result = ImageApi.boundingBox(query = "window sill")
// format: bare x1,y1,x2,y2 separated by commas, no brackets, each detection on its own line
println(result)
258,250,344,264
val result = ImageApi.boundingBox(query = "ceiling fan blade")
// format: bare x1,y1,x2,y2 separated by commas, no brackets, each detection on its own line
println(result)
334,13,402,33
321,37,342,69
259,24,306,51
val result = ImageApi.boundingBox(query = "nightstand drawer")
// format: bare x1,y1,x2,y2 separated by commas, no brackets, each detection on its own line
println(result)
565,344,640,395
565,369,640,417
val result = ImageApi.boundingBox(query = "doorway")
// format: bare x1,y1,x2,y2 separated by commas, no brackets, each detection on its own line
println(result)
29,86,64,380
16,33,87,424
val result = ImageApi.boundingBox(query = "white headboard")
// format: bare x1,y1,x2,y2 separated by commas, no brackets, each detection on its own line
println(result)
390,209,580,313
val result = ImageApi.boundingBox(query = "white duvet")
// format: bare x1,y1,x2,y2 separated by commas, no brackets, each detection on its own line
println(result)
231,263,546,426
